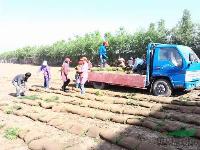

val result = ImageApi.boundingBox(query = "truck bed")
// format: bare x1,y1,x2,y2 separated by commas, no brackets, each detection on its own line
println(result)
88,71,146,88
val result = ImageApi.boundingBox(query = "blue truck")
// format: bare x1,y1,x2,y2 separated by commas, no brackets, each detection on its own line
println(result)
88,43,200,96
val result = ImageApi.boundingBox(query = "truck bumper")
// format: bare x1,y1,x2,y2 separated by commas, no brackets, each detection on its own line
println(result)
184,80,200,90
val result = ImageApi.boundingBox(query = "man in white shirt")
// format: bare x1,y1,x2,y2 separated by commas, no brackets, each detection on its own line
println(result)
132,58,144,72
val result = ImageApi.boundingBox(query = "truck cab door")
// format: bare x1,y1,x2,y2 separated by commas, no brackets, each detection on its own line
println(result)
152,47,185,88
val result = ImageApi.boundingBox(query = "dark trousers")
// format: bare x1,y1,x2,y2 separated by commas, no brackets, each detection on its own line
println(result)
62,79,70,91
136,63,147,74
44,77,49,89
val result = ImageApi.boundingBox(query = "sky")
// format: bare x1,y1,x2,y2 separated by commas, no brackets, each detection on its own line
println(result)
0,0,200,52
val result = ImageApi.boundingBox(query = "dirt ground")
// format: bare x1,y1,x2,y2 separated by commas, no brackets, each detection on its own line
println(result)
0,63,200,150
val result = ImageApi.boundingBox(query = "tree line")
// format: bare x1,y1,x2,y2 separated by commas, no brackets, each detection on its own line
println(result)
0,9,199,66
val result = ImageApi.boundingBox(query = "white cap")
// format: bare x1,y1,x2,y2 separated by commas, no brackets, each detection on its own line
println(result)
42,60,47,66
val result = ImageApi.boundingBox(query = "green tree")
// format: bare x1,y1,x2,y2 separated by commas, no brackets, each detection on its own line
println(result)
1,9,199,65
191,24,200,56
173,9,194,45
133,30,147,56
106,27,134,62
157,19,168,43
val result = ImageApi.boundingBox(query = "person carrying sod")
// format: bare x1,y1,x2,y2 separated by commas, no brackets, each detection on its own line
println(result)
12,72,31,97
75,59,83,88
39,60,51,90
61,57,71,92
78,57,89,94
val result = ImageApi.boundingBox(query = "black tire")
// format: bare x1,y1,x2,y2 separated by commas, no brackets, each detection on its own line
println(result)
152,79,172,97
195,87,200,90
92,82,105,89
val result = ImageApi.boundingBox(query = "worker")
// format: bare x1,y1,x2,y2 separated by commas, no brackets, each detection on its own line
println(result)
39,60,51,90
98,41,109,68
61,57,71,92
75,59,83,88
127,57,134,68
79,57,89,94
132,57,144,73
136,54,147,74
125,57,134,73
118,58,126,68
12,72,31,97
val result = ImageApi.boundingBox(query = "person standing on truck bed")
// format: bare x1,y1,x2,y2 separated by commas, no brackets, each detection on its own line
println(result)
118,58,126,68
127,57,134,68
132,57,144,73
98,41,109,68
125,57,134,73
61,57,71,92
136,54,147,74
12,72,31,97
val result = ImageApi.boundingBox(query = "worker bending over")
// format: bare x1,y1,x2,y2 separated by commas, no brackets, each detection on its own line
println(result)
12,72,31,97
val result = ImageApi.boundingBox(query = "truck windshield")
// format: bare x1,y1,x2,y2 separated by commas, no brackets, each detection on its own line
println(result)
181,47,200,63
159,48,183,67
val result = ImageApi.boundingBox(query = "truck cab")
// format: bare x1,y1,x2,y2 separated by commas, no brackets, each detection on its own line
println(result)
147,43,200,96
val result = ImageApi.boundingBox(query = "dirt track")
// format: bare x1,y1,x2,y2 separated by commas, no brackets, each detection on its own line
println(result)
0,63,200,150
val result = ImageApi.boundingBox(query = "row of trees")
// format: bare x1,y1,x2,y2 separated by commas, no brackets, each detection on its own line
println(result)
0,9,200,66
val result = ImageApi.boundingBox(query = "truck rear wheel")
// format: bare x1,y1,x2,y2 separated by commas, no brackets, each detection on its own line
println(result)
92,82,105,89
152,79,172,97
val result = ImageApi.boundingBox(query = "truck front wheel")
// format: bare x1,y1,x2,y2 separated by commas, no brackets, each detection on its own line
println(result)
195,87,200,90
152,79,172,97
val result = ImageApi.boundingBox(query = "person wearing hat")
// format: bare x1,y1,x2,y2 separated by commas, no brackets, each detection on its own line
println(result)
75,59,83,88
39,60,51,89
98,41,108,68
12,72,31,97
61,57,71,92
78,57,89,94
118,57,126,68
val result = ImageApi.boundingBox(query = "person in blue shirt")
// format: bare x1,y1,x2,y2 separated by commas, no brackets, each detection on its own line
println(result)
133,54,147,74
98,41,108,68
132,57,144,71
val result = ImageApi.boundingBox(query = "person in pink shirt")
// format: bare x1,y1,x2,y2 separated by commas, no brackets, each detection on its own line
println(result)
61,57,71,92
79,57,89,94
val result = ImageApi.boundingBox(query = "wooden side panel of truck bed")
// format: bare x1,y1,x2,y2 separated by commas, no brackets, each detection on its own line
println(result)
88,72,146,88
